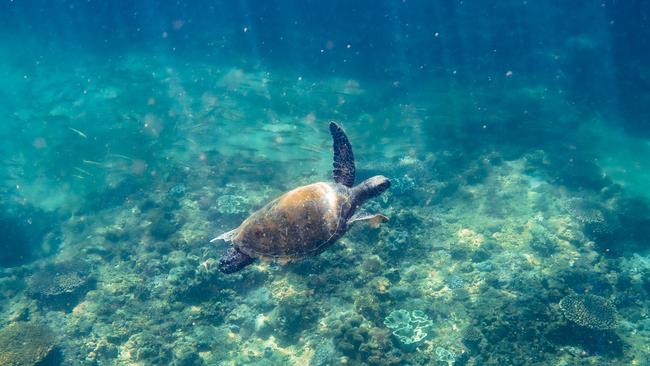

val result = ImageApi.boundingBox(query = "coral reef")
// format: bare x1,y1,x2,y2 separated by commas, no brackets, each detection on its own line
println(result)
216,194,250,215
0,322,56,366
435,347,459,365
332,313,402,365
1,37,649,366
268,292,321,343
528,222,559,256
383,309,432,345
565,198,606,225
149,210,181,241
460,326,483,345
559,294,618,330
27,260,92,302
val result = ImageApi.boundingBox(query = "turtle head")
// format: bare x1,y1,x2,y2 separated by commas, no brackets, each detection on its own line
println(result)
350,175,391,208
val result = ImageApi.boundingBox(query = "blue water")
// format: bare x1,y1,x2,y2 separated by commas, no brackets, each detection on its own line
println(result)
1,1,649,365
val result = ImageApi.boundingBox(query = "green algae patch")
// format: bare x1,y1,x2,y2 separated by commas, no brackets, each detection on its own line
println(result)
0,322,56,366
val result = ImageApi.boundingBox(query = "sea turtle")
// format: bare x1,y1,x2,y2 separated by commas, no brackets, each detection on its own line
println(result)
211,122,391,273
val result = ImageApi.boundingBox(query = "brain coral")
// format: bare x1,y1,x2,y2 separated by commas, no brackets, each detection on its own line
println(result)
559,294,618,330
0,322,56,366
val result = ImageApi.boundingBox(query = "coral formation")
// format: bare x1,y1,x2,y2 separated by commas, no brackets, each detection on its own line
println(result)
169,183,186,197
564,197,605,225
461,326,483,344
528,222,559,256
333,313,401,365
148,208,181,241
383,309,432,344
0,322,56,366
559,294,618,330
268,293,320,343
435,347,458,365
216,194,250,215
308,337,338,366
28,260,92,300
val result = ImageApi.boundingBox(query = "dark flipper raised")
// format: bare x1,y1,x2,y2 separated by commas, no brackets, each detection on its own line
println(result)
329,122,355,187
219,247,255,274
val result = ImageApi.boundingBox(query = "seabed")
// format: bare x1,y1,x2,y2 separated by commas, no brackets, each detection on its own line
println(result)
1,45,650,365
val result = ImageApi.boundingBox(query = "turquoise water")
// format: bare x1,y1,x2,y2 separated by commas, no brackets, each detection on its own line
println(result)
1,1,650,365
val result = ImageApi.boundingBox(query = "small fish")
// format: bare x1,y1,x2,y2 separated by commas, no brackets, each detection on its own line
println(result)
74,167,92,176
82,159,104,166
68,127,88,139
72,174,85,179
107,153,134,160
187,122,208,130
299,144,324,154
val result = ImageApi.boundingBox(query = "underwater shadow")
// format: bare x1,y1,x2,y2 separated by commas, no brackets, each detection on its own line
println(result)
547,324,625,358
0,205,57,267
38,347,63,366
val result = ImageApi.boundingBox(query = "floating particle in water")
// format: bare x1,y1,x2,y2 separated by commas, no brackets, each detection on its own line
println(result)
32,137,47,149
172,19,184,30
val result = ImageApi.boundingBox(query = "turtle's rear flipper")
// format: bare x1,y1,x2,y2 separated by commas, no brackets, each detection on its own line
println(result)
330,122,355,187
347,211,389,228
219,247,255,273
210,228,237,243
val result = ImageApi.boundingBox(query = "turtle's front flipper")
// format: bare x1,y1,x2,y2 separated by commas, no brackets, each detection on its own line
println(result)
330,122,355,187
347,211,389,228
219,247,255,273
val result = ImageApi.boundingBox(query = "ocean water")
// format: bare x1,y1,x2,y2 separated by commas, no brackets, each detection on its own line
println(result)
1,1,650,365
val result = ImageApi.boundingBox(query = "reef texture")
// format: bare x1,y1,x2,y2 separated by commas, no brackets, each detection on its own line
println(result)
0,54,649,366
559,294,618,330
0,322,56,366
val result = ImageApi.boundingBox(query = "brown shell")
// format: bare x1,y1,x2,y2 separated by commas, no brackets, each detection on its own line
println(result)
233,182,351,262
